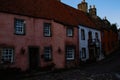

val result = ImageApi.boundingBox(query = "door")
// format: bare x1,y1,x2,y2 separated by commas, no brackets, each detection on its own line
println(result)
29,47,39,69
89,48,96,62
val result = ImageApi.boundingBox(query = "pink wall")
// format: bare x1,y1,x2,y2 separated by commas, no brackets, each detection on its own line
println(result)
0,13,79,71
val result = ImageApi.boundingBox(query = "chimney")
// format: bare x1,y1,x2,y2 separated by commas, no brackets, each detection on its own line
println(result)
78,0,88,13
89,5,97,17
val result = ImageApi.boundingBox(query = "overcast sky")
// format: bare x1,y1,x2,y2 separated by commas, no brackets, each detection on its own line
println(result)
61,0,120,28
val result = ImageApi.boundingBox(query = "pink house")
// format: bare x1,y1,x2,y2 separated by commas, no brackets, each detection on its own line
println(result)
0,0,80,71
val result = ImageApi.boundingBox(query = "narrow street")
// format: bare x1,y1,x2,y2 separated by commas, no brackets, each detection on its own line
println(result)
9,49,120,80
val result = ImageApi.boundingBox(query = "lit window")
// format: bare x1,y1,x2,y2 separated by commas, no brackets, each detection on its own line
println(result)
81,29,85,40
44,23,51,37
66,47,75,60
44,47,52,61
1,48,14,63
81,48,86,58
15,19,25,35
67,28,73,37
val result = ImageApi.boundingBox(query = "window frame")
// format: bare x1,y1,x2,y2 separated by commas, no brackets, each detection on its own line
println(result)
81,29,85,40
66,27,74,37
44,47,52,61
1,48,14,64
43,23,52,37
66,46,75,60
14,18,25,35
81,48,86,59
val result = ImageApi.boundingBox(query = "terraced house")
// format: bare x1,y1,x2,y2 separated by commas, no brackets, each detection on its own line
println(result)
0,0,118,71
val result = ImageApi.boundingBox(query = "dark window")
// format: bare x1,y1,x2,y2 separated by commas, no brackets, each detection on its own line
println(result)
81,29,85,40
88,31,92,39
15,19,25,35
67,27,73,37
95,32,98,39
44,23,51,37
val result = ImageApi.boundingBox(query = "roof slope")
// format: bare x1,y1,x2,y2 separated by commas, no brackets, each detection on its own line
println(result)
0,0,95,28
62,3,95,28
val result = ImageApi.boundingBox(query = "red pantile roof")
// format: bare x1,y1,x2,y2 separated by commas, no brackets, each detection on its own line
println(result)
0,0,95,28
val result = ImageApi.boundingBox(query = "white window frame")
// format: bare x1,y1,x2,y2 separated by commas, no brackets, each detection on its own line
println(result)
44,47,52,60
1,48,14,63
67,28,73,37
44,23,51,37
81,29,85,40
66,47,74,60
15,19,25,35
81,48,86,59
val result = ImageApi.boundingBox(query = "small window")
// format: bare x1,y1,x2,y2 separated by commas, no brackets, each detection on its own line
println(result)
81,29,85,40
81,48,86,58
1,48,14,63
44,23,51,37
44,47,52,61
67,28,73,37
15,19,25,35
95,32,98,39
66,46,75,60
88,31,92,39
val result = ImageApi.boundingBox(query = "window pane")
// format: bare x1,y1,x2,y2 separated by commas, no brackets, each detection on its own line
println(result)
67,28,73,37
15,19,25,35
44,47,52,60
66,47,74,60
1,48,14,63
81,29,85,40
44,23,51,37
82,48,86,58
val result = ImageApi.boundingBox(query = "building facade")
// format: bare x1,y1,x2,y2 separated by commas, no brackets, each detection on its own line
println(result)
79,25,103,62
0,12,79,71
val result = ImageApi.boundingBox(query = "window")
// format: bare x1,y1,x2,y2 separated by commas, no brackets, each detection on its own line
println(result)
15,19,25,35
66,46,75,60
81,48,86,58
1,48,14,63
95,32,98,39
88,31,92,39
44,23,51,37
81,29,85,40
67,28,73,37
44,47,52,61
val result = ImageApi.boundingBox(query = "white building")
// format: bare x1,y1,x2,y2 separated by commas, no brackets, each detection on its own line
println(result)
79,25,104,62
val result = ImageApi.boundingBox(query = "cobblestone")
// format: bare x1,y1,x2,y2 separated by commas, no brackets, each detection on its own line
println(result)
19,69,116,80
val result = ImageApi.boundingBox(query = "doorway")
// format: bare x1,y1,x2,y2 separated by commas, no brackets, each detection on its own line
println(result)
28,47,39,69
89,48,96,62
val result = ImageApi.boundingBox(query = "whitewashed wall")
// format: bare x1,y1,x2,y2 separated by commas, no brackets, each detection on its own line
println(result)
79,25,101,61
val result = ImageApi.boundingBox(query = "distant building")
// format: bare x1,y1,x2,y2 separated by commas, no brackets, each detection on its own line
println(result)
118,29,120,47
78,0,118,56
